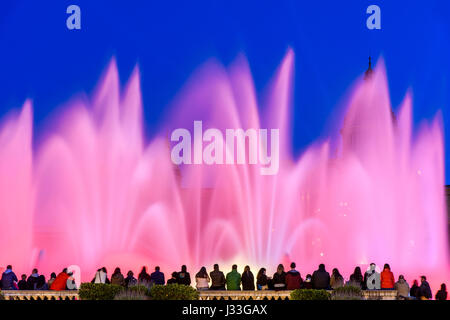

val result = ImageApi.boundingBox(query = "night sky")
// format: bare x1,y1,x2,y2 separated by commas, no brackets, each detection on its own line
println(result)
0,0,449,182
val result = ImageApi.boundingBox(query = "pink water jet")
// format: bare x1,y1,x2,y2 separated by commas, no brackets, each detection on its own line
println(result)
0,50,448,288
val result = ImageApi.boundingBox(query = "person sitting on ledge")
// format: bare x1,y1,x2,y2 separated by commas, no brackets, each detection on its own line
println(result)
286,262,302,290
92,267,110,284
177,265,191,286
138,266,151,286
111,267,125,286
18,274,27,290
150,266,165,285
1,265,18,290
241,265,255,291
394,275,410,299
272,264,287,290
27,268,40,290
435,283,447,300
410,279,420,299
50,268,69,290
256,268,269,290
330,268,344,289
36,275,48,290
380,264,395,289
125,270,137,287
312,264,330,290
47,272,57,288
167,272,178,285
364,263,380,290
349,266,364,289
226,264,241,290
210,264,226,290
301,274,313,289
418,275,432,300
195,267,210,290
66,271,77,290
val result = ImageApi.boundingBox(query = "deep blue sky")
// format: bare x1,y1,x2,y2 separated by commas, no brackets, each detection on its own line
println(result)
0,1,449,182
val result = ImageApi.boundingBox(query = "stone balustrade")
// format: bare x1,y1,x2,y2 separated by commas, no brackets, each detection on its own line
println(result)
1,289,398,300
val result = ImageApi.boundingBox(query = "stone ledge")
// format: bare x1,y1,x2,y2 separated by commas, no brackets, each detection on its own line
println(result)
1,289,399,300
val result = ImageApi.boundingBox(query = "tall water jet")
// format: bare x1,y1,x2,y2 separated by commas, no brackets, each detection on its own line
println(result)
0,50,447,287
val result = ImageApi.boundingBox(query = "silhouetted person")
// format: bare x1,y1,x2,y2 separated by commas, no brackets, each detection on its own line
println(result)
27,268,40,290
419,276,432,300
1,265,18,290
380,264,395,289
285,262,302,290
435,283,447,300
125,270,137,287
226,265,241,290
47,272,57,288
256,268,269,290
195,267,210,290
410,279,420,299
18,274,27,290
138,266,151,285
241,266,255,290
349,266,364,289
177,265,191,286
272,264,286,290
167,272,178,285
111,267,125,286
312,264,330,290
36,275,48,290
330,268,344,289
150,266,165,285
394,275,410,299
301,274,313,289
210,264,226,290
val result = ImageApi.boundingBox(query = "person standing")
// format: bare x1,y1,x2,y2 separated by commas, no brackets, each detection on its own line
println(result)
241,266,255,290
226,265,241,290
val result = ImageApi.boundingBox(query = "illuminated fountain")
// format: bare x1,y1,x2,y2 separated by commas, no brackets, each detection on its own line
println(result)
0,50,448,287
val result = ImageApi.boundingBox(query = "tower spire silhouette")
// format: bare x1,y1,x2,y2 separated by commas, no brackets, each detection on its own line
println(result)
364,56,373,80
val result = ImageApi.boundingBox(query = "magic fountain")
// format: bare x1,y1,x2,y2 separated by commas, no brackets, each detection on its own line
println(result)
0,49,448,286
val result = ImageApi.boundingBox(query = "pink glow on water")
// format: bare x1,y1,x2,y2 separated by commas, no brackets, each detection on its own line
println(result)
0,50,448,288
